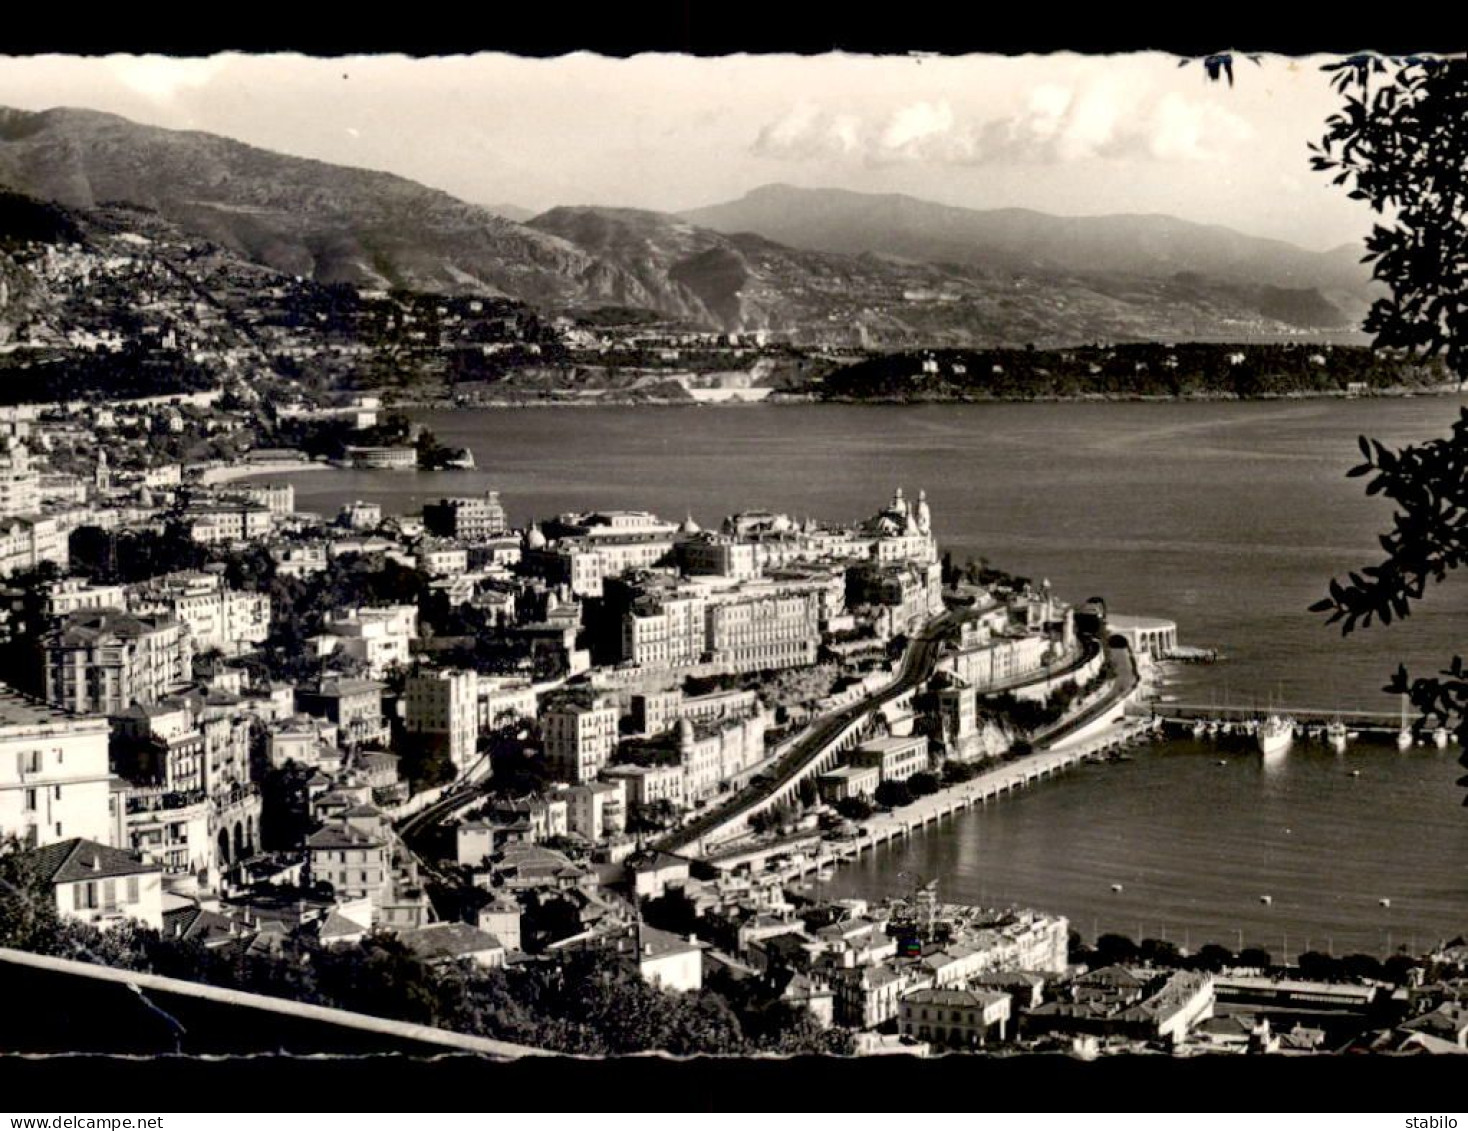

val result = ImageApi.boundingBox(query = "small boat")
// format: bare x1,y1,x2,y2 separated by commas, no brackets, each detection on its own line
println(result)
1110,883,1124,893
1350,769,1362,778
1259,895,1273,906
1216,759,1228,767
1433,727,1450,749
1379,898,1392,908
1326,718,1348,752
1191,721,1207,739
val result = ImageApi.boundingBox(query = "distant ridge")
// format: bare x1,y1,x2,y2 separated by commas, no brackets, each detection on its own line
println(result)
683,183,1373,301
0,107,1372,346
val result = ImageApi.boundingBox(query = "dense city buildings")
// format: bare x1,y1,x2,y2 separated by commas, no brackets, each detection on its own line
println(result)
0,415,1301,1061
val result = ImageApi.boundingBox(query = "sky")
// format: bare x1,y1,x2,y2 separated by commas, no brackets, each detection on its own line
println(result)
0,51,1379,251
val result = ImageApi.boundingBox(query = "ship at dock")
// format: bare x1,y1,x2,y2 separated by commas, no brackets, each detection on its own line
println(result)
1257,713,1294,757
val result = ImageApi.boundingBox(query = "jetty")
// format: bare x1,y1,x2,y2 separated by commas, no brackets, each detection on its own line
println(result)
706,717,1156,880
1134,701,1433,742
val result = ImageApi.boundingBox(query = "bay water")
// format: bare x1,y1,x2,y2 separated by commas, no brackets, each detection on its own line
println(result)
275,399,1468,954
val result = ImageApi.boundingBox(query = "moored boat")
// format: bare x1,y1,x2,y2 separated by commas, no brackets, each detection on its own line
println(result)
1257,713,1293,757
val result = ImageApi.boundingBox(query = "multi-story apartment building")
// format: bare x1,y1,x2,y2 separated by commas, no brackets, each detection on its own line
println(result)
528,511,679,598
404,668,479,773
295,677,386,748
705,589,821,673
675,533,761,581
541,698,620,784
230,481,295,515
422,490,507,540
44,610,192,716
44,579,128,618
0,684,112,848
306,821,390,913
558,779,626,841
0,437,41,519
601,762,685,810
621,588,709,668
178,500,274,545
0,516,68,577
127,570,270,656
620,579,821,676
851,734,930,783
317,605,417,677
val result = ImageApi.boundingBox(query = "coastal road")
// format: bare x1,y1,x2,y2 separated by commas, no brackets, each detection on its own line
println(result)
655,610,960,854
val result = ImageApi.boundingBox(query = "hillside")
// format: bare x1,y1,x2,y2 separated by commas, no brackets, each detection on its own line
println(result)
0,187,560,403
532,204,1368,347
0,106,660,310
0,107,1373,348
683,184,1373,324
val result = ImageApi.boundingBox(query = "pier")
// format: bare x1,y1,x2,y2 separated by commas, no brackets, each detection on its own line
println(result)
711,718,1156,882
1133,701,1438,742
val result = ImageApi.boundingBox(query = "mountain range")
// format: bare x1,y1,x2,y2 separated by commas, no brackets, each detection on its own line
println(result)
0,106,1374,347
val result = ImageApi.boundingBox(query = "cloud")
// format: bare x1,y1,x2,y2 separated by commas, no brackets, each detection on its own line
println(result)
751,85,1255,168
752,101,865,159
105,55,226,105
880,100,954,152
1147,92,1254,161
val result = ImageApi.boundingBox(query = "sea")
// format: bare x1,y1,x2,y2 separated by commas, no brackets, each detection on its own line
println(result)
270,398,1468,956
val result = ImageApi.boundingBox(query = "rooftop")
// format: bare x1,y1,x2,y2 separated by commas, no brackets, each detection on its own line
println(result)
395,922,505,961
305,823,384,850
0,683,94,728
902,987,1008,1009
28,838,161,884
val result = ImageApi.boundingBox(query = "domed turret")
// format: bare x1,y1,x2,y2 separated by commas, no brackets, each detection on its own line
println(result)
524,523,547,550
680,513,702,536
891,486,908,518
915,489,931,534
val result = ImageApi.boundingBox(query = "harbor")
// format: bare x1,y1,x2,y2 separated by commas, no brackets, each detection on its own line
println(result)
1138,702,1460,748
709,718,1159,885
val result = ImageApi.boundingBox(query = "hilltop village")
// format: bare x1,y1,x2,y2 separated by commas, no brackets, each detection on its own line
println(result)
0,388,1463,1057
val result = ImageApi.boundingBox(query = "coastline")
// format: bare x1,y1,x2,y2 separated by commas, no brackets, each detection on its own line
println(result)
387,383,1466,412
199,460,336,484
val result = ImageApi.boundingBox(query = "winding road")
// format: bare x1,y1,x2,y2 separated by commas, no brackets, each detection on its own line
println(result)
654,610,961,854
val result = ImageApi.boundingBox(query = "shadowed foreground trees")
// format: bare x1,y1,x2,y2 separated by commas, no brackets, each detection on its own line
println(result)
0,837,848,1055
1303,56,1468,799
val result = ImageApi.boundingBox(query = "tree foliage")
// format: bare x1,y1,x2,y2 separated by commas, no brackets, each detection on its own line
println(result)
1310,56,1468,377
1305,57,1468,799
2,835,842,1056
